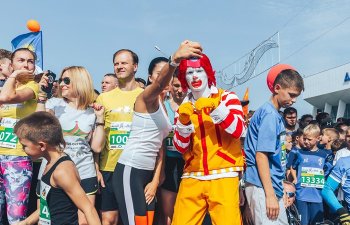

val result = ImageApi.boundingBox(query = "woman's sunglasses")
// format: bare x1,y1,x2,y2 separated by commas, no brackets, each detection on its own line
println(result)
58,77,71,85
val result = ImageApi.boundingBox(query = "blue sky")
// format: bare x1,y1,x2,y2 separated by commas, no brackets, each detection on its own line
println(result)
1,0,349,115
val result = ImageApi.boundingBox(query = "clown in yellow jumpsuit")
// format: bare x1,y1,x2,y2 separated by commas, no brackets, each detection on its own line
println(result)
172,53,245,225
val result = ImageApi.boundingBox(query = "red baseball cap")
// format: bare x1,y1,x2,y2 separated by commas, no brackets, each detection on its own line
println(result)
267,64,296,93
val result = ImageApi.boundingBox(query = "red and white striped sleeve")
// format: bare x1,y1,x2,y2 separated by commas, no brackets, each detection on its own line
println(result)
172,109,194,154
210,90,246,138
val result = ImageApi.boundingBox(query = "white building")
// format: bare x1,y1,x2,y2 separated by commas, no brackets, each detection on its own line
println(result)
303,62,350,120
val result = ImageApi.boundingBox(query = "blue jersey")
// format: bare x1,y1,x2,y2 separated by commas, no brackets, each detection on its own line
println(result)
286,146,300,169
164,100,181,158
330,156,350,210
293,148,329,203
243,101,286,198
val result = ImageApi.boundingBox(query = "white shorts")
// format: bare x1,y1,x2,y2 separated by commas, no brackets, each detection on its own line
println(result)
245,183,288,225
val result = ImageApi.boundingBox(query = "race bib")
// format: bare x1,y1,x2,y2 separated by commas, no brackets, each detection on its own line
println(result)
109,122,131,150
0,118,18,149
165,132,176,151
300,167,324,188
280,133,287,168
39,181,52,225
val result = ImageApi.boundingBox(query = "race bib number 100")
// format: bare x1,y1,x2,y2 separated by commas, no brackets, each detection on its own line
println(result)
109,122,131,150
0,118,18,149
301,167,325,188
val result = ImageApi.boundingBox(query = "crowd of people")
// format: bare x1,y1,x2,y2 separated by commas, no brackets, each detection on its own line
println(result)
0,40,350,225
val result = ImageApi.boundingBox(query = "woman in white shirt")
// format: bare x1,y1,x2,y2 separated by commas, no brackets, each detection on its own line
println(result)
37,66,105,225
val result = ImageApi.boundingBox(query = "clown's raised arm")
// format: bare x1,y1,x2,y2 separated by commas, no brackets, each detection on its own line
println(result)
173,54,246,154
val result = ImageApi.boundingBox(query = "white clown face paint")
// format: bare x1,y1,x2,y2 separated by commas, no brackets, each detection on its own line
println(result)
185,67,211,99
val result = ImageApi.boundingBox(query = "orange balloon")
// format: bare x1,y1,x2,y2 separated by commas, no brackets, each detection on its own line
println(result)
27,20,41,32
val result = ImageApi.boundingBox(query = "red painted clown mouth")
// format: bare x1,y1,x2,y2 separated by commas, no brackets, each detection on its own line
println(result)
191,80,202,88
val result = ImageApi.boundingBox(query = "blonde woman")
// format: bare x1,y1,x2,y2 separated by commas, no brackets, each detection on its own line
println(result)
38,66,105,225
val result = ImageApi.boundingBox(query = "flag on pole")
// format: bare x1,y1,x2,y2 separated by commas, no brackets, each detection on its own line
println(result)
11,31,43,72
242,88,249,117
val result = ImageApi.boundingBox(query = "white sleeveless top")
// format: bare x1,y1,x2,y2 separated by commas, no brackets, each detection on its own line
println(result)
118,103,172,170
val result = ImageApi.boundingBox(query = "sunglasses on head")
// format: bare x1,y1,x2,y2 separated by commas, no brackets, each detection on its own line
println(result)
286,192,295,198
58,77,71,85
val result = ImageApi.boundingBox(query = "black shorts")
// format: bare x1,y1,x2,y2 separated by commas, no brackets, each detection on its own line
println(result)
113,163,155,225
99,171,118,211
36,176,98,197
161,156,184,193
82,177,99,195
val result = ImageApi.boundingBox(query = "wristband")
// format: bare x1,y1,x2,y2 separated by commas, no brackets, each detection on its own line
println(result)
169,55,180,67
95,122,105,127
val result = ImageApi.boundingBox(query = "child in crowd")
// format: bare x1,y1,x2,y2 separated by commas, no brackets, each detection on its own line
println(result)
287,128,304,183
323,138,348,222
14,112,101,225
320,128,340,178
292,124,329,225
244,64,304,224
284,134,293,181
320,128,340,151
322,139,350,225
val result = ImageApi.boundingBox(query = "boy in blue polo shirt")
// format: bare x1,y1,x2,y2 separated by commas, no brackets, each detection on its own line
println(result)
244,64,304,225
293,124,329,225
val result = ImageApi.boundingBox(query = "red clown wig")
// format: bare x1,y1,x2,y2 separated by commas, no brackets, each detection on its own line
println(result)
178,54,216,92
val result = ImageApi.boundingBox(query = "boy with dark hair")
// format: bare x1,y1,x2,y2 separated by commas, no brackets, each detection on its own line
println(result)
244,64,304,224
14,112,101,225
